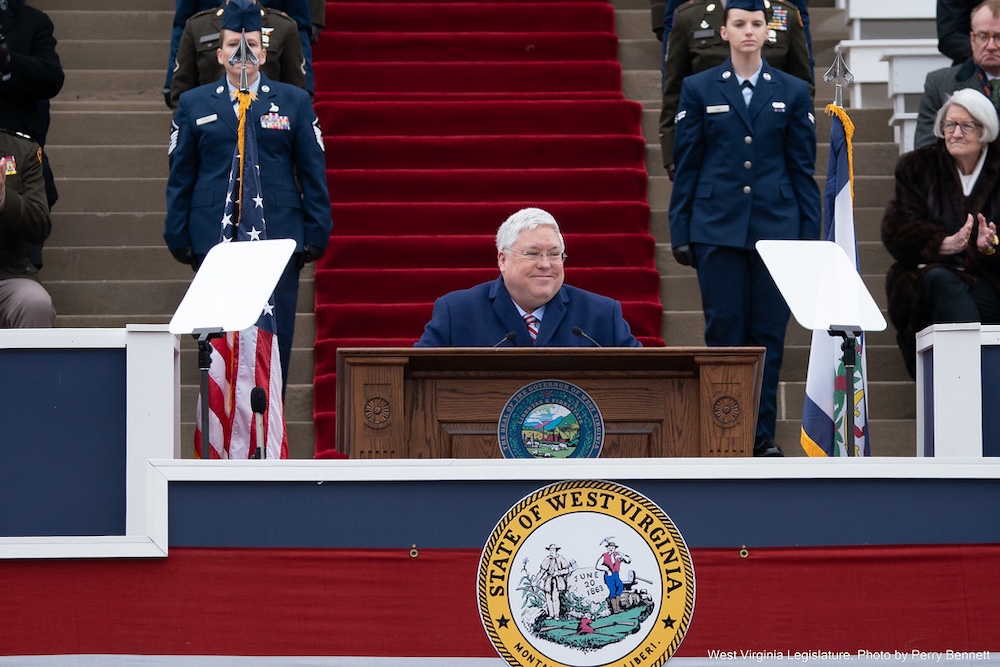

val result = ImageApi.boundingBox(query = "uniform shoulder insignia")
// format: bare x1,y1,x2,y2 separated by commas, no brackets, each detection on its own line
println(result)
0,127,35,143
35,146,43,166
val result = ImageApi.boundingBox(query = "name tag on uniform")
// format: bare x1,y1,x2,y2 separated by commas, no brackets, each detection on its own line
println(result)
260,113,291,130
706,104,730,114
692,28,714,39
198,32,220,44
196,113,218,125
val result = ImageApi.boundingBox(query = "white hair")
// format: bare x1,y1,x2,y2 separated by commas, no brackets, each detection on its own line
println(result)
933,88,1000,142
495,207,565,252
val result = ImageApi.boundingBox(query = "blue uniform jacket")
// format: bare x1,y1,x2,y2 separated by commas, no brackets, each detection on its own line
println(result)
164,74,332,255
668,57,820,249
415,276,641,348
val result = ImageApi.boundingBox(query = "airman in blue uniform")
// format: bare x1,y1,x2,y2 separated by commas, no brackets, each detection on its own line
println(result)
668,0,820,456
164,0,332,388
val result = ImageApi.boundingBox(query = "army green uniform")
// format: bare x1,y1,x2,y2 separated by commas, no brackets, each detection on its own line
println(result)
169,5,306,108
0,128,54,327
658,0,813,170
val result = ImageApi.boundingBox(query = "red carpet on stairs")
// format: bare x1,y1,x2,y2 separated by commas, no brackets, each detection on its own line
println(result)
312,0,664,458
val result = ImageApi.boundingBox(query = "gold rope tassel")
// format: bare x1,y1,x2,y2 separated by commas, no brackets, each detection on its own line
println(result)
824,103,855,201
232,88,258,225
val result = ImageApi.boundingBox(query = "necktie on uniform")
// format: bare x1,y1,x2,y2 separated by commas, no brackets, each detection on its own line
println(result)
741,79,754,107
990,79,1000,108
523,313,538,342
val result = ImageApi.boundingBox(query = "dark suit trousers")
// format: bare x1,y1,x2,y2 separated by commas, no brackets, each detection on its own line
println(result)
693,244,790,440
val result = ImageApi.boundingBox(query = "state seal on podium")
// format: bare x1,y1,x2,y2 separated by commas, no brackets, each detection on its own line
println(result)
497,380,604,459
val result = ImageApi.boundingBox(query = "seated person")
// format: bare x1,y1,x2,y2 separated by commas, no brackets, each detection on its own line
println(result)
415,207,641,348
0,128,54,328
883,88,1000,377
914,0,1000,149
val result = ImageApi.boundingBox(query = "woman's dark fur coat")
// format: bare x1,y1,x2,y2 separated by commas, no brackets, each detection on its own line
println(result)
881,139,1000,377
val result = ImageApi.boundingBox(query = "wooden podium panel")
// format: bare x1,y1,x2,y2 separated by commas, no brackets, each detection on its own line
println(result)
335,347,764,459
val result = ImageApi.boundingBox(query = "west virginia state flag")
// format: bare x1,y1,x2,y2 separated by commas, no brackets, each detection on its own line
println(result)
800,105,870,457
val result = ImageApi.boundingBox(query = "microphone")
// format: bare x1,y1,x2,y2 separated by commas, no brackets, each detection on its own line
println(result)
572,326,603,347
251,386,267,459
493,331,517,347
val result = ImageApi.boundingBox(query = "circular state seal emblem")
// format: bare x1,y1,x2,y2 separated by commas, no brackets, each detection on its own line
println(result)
478,480,695,667
497,380,604,459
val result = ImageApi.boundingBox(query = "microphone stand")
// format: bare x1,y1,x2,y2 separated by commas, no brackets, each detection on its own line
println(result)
194,327,224,458
828,324,862,457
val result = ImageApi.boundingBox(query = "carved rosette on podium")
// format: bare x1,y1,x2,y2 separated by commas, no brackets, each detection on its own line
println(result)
335,347,765,458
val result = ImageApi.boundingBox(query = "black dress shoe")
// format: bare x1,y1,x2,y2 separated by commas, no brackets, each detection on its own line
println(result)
753,436,784,457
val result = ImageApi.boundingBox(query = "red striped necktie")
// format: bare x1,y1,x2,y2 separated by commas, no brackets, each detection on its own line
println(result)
523,313,538,342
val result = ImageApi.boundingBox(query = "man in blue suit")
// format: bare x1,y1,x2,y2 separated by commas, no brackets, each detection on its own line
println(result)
164,0,332,387
415,208,641,348
668,0,820,456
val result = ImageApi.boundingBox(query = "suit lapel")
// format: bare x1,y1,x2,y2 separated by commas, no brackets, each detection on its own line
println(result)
489,278,534,346
747,70,776,122
212,78,239,134
718,67,752,131
533,290,567,346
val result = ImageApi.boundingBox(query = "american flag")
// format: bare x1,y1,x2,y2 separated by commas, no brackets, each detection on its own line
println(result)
194,88,288,460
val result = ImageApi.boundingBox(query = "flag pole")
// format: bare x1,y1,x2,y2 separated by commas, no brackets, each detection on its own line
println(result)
822,48,860,456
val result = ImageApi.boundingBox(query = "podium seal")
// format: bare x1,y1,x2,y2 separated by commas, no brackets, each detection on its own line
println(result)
478,480,695,667
497,380,604,459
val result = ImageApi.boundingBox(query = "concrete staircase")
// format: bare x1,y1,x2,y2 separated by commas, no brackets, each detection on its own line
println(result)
616,0,916,456
35,0,319,459
33,0,913,458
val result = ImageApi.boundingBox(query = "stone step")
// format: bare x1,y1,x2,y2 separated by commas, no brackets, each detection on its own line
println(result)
35,0,173,11
615,9,655,42
47,212,167,248
59,69,165,105
48,110,171,146
623,69,660,104
619,38,660,72
55,177,165,214
58,39,168,71
46,275,317,317
46,145,167,179
44,11,173,41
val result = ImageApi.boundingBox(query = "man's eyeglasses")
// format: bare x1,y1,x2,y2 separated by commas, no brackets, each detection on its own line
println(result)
941,119,983,135
506,249,567,264
971,31,1000,45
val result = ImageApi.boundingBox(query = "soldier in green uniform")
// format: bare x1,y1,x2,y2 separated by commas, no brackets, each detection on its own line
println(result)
0,128,53,328
168,0,306,109
658,0,812,178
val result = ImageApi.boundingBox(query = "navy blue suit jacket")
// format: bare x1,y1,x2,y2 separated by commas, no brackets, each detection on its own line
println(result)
164,74,332,255
668,57,820,249
415,276,641,347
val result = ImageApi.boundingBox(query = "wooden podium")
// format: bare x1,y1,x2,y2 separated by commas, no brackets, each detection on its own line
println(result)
336,347,764,458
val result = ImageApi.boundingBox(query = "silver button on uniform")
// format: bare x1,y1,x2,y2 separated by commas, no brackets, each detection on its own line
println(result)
744,161,752,169
744,136,752,144
743,185,751,194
